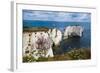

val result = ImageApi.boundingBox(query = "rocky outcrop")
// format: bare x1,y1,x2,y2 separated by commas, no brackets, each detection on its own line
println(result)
23,28,63,59
23,32,54,59
48,28,62,46
64,26,84,39
22,26,83,59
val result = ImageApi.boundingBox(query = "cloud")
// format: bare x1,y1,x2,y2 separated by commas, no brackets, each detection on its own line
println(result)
23,10,91,22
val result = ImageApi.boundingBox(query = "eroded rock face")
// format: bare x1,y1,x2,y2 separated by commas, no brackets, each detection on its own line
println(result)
64,26,84,39
22,28,63,59
48,28,62,46
22,32,31,56
23,32,54,59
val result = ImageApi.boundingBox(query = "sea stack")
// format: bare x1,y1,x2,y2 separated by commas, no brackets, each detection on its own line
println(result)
64,26,84,39
48,28,62,46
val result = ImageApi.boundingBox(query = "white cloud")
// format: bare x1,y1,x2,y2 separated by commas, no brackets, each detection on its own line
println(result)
23,10,91,22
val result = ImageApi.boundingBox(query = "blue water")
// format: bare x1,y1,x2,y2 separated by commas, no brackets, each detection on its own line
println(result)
23,20,91,54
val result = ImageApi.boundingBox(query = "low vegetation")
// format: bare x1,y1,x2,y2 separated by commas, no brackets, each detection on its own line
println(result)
23,27,49,32
23,48,91,63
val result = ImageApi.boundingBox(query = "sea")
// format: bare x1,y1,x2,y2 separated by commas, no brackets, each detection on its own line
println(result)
23,20,91,54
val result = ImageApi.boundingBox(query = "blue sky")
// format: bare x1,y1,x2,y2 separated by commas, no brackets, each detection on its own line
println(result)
23,10,91,22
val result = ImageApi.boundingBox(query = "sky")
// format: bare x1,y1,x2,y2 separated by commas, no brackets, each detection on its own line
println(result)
23,10,91,22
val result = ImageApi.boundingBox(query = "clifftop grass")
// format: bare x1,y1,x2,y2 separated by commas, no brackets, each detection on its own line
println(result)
23,27,49,32
23,48,91,62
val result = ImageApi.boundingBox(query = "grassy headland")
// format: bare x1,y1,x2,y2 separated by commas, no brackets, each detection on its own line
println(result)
23,27,49,32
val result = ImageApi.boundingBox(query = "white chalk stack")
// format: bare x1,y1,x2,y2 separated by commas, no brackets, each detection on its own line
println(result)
64,26,83,39
48,28,62,46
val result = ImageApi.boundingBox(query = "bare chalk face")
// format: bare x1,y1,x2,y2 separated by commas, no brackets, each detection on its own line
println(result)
23,31,54,59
